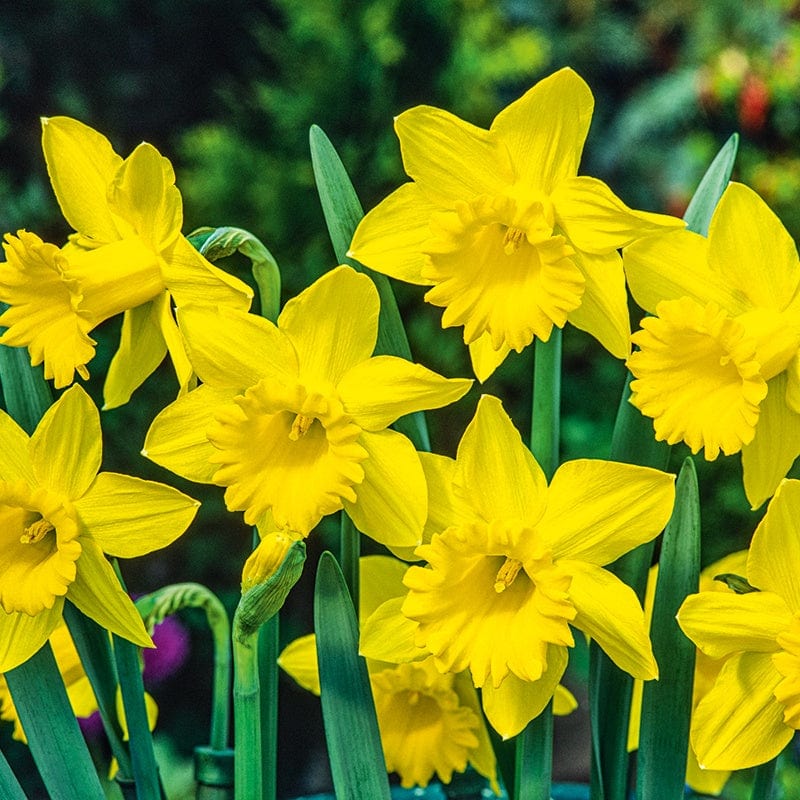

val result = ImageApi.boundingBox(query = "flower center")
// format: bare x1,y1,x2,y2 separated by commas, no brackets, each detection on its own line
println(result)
494,557,523,592
0,480,81,616
421,192,583,352
208,379,368,535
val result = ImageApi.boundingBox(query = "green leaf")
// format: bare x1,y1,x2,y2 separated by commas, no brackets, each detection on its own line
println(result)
314,551,391,800
309,124,430,452
5,643,106,800
682,133,739,237
713,573,759,594
0,304,53,433
189,226,281,323
637,458,700,800
0,734,33,800
63,602,132,778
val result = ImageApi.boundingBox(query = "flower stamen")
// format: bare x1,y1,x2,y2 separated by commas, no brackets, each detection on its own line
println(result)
20,517,54,545
289,414,314,441
503,227,526,255
494,557,523,593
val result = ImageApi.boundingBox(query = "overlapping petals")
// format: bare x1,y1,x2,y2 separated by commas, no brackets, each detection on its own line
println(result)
144,266,472,547
0,116,253,407
349,67,682,380
624,181,800,507
396,395,673,735
0,385,199,672
677,479,800,770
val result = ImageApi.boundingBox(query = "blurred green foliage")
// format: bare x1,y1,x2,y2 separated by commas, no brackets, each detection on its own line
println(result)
2,0,800,796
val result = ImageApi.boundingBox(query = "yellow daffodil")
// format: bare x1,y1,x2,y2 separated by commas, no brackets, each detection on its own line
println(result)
677,479,800,770
624,181,800,508
348,67,683,381
0,117,253,408
628,554,745,796
0,385,199,672
361,395,674,738
143,265,471,548
278,556,499,792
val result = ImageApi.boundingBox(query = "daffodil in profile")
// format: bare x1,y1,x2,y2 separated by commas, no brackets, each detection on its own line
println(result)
363,395,674,738
348,67,683,380
677,479,800,770
278,556,500,791
624,181,800,508
0,116,253,408
0,385,199,672
143,265,471,548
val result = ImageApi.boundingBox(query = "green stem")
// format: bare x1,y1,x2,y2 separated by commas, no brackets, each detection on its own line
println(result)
515,331,562,800
340,512,360,611
233,630,262,800
751,757,777,800
259,615,279,800
0,746,27,800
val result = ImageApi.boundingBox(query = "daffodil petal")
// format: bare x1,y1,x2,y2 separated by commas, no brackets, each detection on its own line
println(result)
338,355,471,431
565,561,656,680
455,395,547,523
490,67,592,194
748,480,800,612
279,266,378,386
343,429,425,548
742,373,800,510
143,384,238,482
468,334,511,383
359,555,409,621
420,452,473,543
163,235,253,311
103,301,167,410
158,291,194,395
107,143,182,251
567,249,630,359
41,116,122,242
677,591,791,659
708,183,800,311
348,183,436,285
360,596,427,663
623,229,746,317
74,473,199,558
481,645,568,739
30,385,101,500
395,107,513,206
553,176,684,253
0,599,64,672
177,304,296,389
0,412,35,483
278,633,320,695
554,684,578,716
67,542,152,649
544,460,675,564
691,652,791,771
685,752,731,797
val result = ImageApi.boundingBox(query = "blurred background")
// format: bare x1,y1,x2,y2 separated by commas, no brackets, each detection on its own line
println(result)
1,0,799,796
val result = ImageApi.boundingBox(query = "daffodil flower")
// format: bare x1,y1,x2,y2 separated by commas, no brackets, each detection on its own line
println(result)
677,479,800,771
628,555,744,796
278,555,500,791
348,68,683,381
624,181,800,508
0,117,253,408
0,385,200,672
143,265,472,547
362,395,673,738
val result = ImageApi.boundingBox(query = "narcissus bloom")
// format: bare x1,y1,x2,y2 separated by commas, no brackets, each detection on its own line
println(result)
144,266,471,547
0,117,252,408
678,479,800,771
0,385,199,672
349,67,683,380
279,556,500,792
362,395,674,738
624,181,800,508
